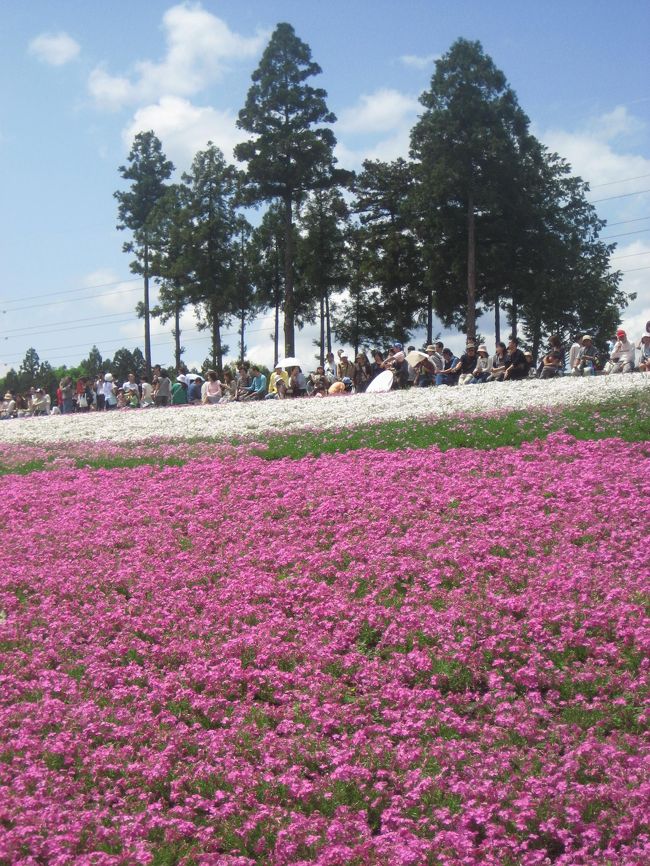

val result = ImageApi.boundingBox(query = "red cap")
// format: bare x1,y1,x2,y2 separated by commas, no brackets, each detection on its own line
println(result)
616,329,626,337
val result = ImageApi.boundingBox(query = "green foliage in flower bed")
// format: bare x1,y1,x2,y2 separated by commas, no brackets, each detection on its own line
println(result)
0,392,647,476
255,392,650,460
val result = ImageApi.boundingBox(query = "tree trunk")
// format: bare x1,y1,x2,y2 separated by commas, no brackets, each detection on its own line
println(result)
211,300,223,373
174,298,181,371
427,290,433,345
319,293,325,367
509,290,518,338
466,192,477,344
273,292,280,367
239,309,245,363
325,293,332,355
143,241,152,379
531,316,542,364
494,292,501,345
283,195,295,356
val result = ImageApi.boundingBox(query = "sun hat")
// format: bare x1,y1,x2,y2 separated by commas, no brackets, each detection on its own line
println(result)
4,392,12,399
393,351,405,362
104,373,113,382
581,335,592,343
425,345,436,352
466,342,476,349
477,345,488,354
177,374,188,384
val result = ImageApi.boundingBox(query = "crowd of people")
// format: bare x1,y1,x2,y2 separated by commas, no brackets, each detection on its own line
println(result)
2,326,649,420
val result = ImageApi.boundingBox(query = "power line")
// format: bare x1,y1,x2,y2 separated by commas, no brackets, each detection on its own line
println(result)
0,324,276,367
0,277,141,307
600,228,650,240
605,216,650,228
2,311,135,336
4,284,143,313
590,172,650,189
589,188,650,204
610,250,650,260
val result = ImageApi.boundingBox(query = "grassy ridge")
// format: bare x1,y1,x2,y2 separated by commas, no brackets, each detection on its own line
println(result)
0,392,647,476
254,392,650,460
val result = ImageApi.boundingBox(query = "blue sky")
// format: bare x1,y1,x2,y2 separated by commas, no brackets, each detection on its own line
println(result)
1,0,649,374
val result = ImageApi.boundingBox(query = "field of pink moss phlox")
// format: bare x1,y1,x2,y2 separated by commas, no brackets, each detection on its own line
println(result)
0,433,648,865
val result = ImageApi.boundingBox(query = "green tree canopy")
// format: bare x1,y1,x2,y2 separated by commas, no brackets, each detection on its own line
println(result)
115,131,174,376
235,22,352,356
410,38,531,342
182,143,238,372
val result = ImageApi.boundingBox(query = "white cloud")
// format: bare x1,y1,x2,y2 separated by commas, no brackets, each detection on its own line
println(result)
123,96,245,168
88,2,267,110
88,68,134,111
28,32,80,66
85,269,146,315
537,106,650,201
612,239,650,334
334,88,420,168
399,53,438,70
338,88,419,134
336,128,413,170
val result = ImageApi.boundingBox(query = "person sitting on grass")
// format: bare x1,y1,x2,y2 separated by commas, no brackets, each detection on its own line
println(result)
1,391,16,419
435,348,460,386
287,366,308,397
187,375,203,404
239,366,267,401
201,370,223,404
638,334,650,372
171,374,189,405
571,335,598,376
469,345,492,383
29,388,50,415
503,337,529,381
488,343,508,381
607,329,635,374
265,364,289,400
538,335,565,378
453,343,478,385
308,366,329,396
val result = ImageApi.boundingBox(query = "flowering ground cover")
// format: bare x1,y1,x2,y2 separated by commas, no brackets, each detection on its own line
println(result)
0,375,647,447
1,433,648,865
0,388,648,476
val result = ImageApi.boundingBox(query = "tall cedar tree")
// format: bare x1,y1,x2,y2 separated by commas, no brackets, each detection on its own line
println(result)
144,184,192,371
297,189,349,366
115,131,174,377
353,158,422,345
250,204,288,367
235,22,351,357
410,39,529,343
231,215,259,363
182,144,238,373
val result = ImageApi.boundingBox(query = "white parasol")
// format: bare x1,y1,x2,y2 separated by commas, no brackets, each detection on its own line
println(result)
405,350,428,367
278,356,302,368
366,369,394,393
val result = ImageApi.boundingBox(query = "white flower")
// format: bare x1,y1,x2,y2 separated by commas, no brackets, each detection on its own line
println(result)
0,376,647,445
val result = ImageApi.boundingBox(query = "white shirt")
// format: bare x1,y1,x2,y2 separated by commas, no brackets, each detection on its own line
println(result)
610,339,635,364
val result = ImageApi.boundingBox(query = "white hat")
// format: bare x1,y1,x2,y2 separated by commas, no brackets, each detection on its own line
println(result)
177,374,188,384
104,373,113,382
